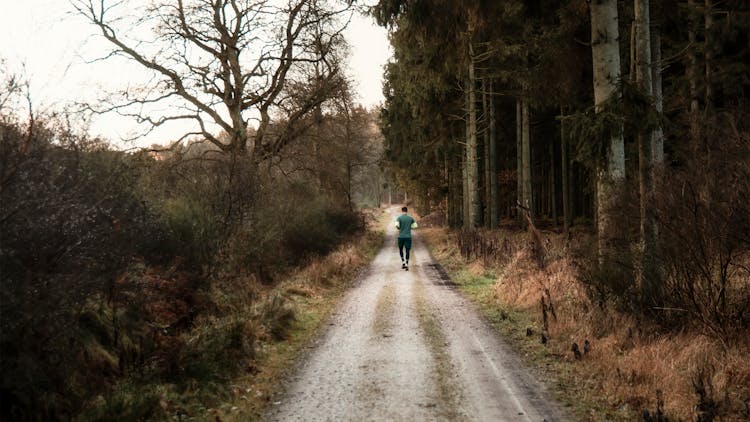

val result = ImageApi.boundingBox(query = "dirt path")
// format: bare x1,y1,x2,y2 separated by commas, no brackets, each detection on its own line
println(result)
265,210,569,421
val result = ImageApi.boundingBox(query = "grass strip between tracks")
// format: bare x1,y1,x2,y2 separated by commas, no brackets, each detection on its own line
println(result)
412,277,467,421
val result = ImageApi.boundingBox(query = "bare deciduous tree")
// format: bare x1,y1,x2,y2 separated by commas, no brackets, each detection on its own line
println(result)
72,0,350,161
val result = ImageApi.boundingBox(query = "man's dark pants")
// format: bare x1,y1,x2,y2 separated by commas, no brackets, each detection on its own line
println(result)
398,238,412,262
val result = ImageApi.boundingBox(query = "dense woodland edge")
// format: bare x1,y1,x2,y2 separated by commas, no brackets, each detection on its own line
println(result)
376,0,749,420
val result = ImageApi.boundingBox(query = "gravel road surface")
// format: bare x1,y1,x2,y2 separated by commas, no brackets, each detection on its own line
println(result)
265,210,570,421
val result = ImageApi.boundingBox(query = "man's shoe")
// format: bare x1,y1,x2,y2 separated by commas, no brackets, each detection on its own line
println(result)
401,262,406,269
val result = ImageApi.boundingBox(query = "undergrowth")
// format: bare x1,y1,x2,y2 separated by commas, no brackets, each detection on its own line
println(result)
422,227,750,421
200,210,386,420
75,209,386,421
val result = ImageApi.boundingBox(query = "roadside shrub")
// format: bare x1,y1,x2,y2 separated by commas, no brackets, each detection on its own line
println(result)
138,147,258,271
226,180,364,279
283,201,363,262
283,199,342,259
160,196,221,267
76,383,168,422
0,118,164,419
173,316,259,382
657,110,750,338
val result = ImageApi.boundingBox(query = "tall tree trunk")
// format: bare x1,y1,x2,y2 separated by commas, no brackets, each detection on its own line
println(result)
342,100,354,212
521,98,534,227
651,25,664,165
550,137,558,226
489,79,498,229
687,0,700,142
629,21,637,83
456,151,464,227
448,151,461,227
463,142,470,228
463,83,471,227
516,99,523,223
635,0,662,302
591,0,626,265
705,0,713,108
467,43,481,228
445,155,452,226
561,106,572,232
482,79,491,227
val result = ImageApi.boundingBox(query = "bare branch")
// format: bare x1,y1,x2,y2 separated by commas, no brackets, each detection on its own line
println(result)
71,0,350,157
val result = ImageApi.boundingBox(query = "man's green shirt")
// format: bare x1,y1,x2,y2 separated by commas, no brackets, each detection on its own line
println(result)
396,214,416,239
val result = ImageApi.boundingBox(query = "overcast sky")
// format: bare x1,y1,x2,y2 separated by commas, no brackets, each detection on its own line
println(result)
1,1,391,147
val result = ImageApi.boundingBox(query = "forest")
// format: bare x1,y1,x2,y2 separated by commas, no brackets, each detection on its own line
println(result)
376,0,749,333
375,0,750,419
1,0,749,420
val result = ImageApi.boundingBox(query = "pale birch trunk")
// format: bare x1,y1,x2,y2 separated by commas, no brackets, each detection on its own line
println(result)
590,0,626,263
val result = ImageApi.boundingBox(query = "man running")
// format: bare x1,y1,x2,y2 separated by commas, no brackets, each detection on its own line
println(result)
394,206,417,270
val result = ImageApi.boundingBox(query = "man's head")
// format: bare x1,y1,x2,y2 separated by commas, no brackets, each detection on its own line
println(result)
402,206,408,213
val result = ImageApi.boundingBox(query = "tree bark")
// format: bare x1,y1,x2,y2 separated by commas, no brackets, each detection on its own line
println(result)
629,21,637,83
561,106,572,232
687,0,700,142
489,79,498,229
651,25,664,165
705,0,714,108
483,79,491,227
590,0,626,265
463,77,471,228
550,136,558,226
635,0,661,301
463,134,470,228
521,98,534,227
467,42,481,228
453,151,463,227
516,99,523,223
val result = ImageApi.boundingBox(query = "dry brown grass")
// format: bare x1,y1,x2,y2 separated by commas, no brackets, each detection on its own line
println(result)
423,227,750,421
214,215,386,420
